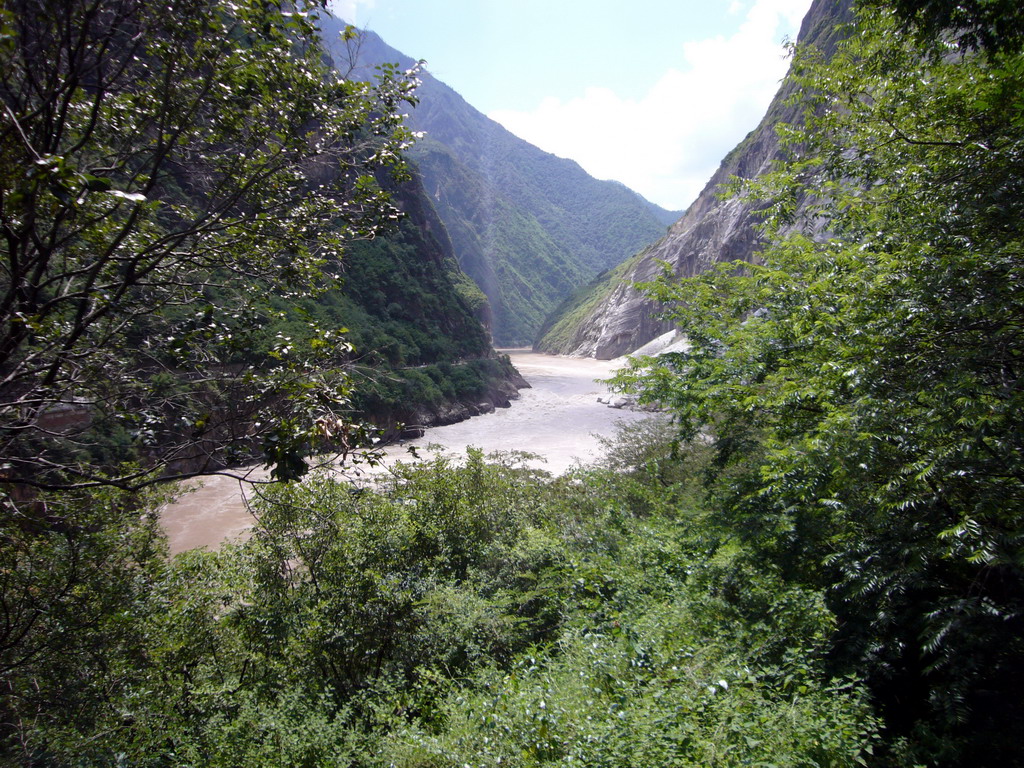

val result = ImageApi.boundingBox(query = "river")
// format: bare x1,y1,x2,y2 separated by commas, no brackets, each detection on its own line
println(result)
160,351,652,554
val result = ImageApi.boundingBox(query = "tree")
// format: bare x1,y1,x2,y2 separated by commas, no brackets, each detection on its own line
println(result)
612,4,1024,762
860,0,1024,54
0,2,420,759
0,0,419,491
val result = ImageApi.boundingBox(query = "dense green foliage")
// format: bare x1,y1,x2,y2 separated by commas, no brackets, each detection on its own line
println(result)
613,5,1024,763
0,0,420,487
0,0,516,487
254,175,518,435
861,0,1024,53
1,432,882,765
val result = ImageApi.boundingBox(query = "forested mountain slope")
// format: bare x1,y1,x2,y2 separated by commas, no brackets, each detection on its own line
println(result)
537,0,854,357
307,171,528,438
321,18,679,345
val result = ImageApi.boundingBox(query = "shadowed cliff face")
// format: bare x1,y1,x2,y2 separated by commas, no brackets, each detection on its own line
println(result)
537,0,855,359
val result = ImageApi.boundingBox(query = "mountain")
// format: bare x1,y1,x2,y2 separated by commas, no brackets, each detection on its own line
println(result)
265,28,541,440
274,170,528,440
535,0,855,358
320,18,680,346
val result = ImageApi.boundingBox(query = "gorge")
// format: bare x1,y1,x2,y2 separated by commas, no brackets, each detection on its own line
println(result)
6,0,1023,763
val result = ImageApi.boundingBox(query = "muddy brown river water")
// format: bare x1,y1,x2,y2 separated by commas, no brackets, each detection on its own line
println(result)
160,351,651,554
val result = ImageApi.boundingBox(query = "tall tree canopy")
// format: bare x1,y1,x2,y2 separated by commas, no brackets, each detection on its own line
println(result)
613,2,1024,762
861,0,1024,53
0,2,420,758
0,0,418,490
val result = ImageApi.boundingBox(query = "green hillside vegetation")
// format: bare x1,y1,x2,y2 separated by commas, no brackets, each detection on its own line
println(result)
409,139,587,346
257,175,522,436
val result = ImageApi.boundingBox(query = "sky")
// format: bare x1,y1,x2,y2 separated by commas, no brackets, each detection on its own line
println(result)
328,0,812,212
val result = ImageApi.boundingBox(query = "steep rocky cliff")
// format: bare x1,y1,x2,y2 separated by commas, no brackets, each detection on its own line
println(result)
320,18,679,346
536,0,854,359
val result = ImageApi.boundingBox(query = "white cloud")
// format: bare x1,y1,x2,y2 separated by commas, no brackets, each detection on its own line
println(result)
488,0,808,211
328,0,376,25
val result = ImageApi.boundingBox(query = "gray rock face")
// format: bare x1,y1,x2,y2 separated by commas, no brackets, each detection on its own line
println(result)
553,0,854,360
